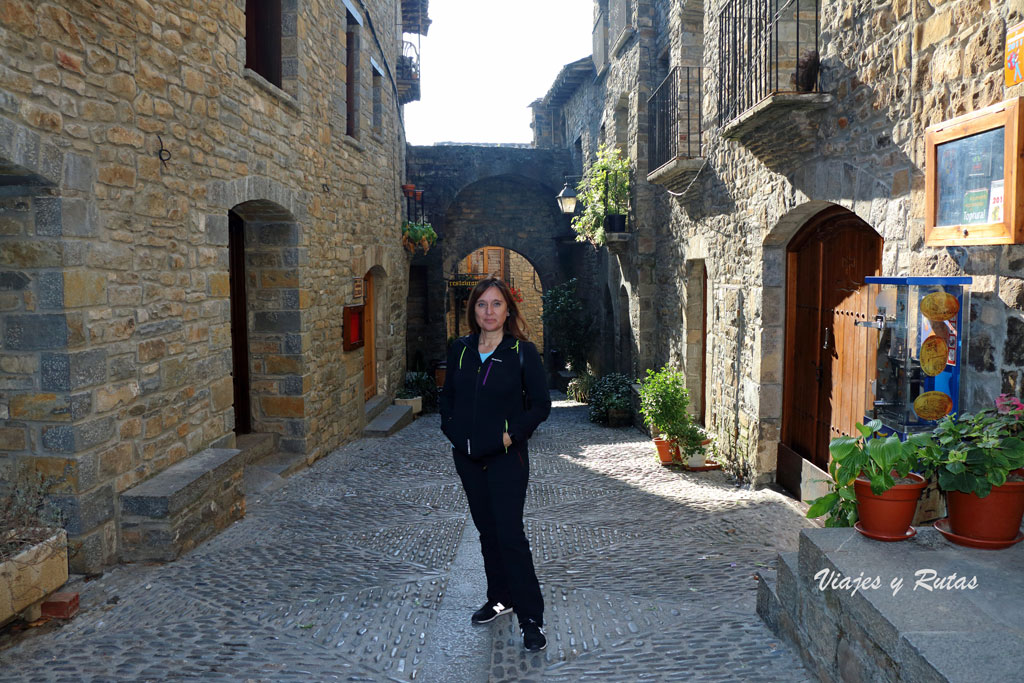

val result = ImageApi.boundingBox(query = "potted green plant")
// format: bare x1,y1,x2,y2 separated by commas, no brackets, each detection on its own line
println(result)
638,365,702,466
571,144,630,246
588,373,632,428
1,472,68,626
806,420,931,541
396,371,438,415
401,221,437,254
914,394,1024,548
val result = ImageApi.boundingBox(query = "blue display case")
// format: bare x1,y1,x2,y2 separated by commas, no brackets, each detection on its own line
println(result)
861,276,972,438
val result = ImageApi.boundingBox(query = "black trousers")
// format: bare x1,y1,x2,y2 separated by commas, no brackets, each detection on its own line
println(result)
453,444,543,625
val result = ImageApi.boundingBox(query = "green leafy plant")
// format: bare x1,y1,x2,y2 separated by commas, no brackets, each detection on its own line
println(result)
401,221,437,254
914,396,1024,498
637,365,703,459
805,420,930,527
398,371,438,411
588,373,632,425
571,144,630,246
567,371,597,404
541,278,593,373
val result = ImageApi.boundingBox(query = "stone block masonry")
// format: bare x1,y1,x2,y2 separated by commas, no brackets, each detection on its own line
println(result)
0,0,414,571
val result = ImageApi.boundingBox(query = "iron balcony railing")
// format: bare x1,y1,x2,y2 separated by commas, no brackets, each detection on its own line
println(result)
648,67,703,173
717,0,821,126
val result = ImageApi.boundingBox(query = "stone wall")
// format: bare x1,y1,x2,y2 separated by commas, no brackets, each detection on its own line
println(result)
508,250,544,350
546,0,1024,485
0,0,411,570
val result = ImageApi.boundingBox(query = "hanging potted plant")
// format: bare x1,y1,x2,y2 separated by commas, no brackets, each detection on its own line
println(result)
806,421,932,541
571,144,631,246
401,221,437,254
914,394,1024,549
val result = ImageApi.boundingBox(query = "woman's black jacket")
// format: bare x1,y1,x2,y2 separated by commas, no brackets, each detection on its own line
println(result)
439,333,551,459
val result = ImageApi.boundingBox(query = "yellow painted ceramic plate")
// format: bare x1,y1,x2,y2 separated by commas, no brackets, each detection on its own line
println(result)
913,391,953,421
919,335,949,376
920,291,959,322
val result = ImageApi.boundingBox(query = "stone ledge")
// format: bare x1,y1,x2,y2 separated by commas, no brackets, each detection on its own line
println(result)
722,93,834,141
605,232,631,255
759,527,1024,682
647,156,705,194
119,447,245,562
363,404,413,437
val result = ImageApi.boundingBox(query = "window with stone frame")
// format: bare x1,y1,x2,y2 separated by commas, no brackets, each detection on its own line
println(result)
346,10,362,139
246,0,282,87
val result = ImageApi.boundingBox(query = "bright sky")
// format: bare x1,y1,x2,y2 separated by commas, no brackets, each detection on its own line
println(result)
403,0,595,146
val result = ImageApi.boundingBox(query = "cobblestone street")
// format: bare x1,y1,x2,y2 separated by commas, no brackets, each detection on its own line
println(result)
0,398,815,682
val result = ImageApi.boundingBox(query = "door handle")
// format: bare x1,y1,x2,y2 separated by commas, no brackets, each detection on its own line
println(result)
823,327,832,351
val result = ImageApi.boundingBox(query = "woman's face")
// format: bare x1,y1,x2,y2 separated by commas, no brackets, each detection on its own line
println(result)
475,286,507,334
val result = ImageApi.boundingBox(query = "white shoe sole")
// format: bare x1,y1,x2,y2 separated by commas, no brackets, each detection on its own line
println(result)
471,606,512,625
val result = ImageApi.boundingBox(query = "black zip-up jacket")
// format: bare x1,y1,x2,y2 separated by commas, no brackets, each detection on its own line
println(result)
439,333,551,459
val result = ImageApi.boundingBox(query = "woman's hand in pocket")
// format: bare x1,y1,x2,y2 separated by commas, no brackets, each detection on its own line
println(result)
502,432,512,448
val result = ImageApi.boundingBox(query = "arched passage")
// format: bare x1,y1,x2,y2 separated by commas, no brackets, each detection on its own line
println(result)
776,205,882,499
447,246,546,351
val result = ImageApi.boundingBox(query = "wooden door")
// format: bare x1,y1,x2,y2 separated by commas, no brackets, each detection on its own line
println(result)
363,272,376,400
780,207,881,492
228,211,252,434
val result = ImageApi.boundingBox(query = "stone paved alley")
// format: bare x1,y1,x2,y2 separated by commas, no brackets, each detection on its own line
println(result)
0,398,815,682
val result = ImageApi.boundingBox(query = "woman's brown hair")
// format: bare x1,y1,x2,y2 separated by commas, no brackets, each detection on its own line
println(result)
466,277,530,341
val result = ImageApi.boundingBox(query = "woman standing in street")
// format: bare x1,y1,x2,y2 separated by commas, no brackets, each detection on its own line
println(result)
439,277,552,651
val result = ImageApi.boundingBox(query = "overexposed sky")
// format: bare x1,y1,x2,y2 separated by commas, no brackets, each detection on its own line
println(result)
404,0,595,145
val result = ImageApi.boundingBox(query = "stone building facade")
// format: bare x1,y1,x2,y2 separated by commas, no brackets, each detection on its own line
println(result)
535,0,1024,489
1,0,426,571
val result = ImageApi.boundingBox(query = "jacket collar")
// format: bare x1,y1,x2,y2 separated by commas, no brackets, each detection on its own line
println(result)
461,332,518,352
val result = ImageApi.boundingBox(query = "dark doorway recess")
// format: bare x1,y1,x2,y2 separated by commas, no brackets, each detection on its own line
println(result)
778,206,882,499
228,210,252,435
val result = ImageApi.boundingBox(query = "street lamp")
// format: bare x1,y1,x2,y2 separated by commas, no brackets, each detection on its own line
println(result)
556,181,578,215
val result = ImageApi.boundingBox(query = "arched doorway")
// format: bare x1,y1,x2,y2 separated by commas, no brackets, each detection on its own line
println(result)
778,206,882,498
227,200,306,438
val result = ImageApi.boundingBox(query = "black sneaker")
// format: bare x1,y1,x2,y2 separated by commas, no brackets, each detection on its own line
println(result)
521,618,546,651
471,600,513,625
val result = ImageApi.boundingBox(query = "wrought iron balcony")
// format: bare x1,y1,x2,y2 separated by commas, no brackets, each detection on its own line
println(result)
396,41,420,105
717,0,832,140
647,67,704,193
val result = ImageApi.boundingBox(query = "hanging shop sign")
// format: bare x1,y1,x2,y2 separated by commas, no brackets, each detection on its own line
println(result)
447,275,483,289
924,96,1023,246
1007,21,1024,88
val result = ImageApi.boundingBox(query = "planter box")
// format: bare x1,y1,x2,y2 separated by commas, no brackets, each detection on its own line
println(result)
395,396,423,415
1,529,68,626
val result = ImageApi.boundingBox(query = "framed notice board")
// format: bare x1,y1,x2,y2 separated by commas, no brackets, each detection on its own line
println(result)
343,305,365,351
925,97,1023,246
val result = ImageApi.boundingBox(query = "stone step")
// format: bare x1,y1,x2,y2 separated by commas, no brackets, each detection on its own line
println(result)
235,432,278,465
119,448,245,562
363,404,413,437
244,450,310,496
364,394,388,423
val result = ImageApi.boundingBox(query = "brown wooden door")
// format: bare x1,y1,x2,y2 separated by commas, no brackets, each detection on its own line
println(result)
363,272,376,400
780,207,881,490
228,210,252,434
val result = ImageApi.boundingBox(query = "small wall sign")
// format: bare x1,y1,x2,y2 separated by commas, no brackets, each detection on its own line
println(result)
1007,21,1024,88
352,277,364,302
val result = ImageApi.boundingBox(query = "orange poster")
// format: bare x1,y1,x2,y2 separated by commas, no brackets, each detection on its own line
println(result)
1008,21,1024,87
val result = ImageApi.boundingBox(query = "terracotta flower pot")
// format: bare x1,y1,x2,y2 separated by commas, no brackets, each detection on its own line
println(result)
946,480,1024,543
853,473,927,541
653,438,674,464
